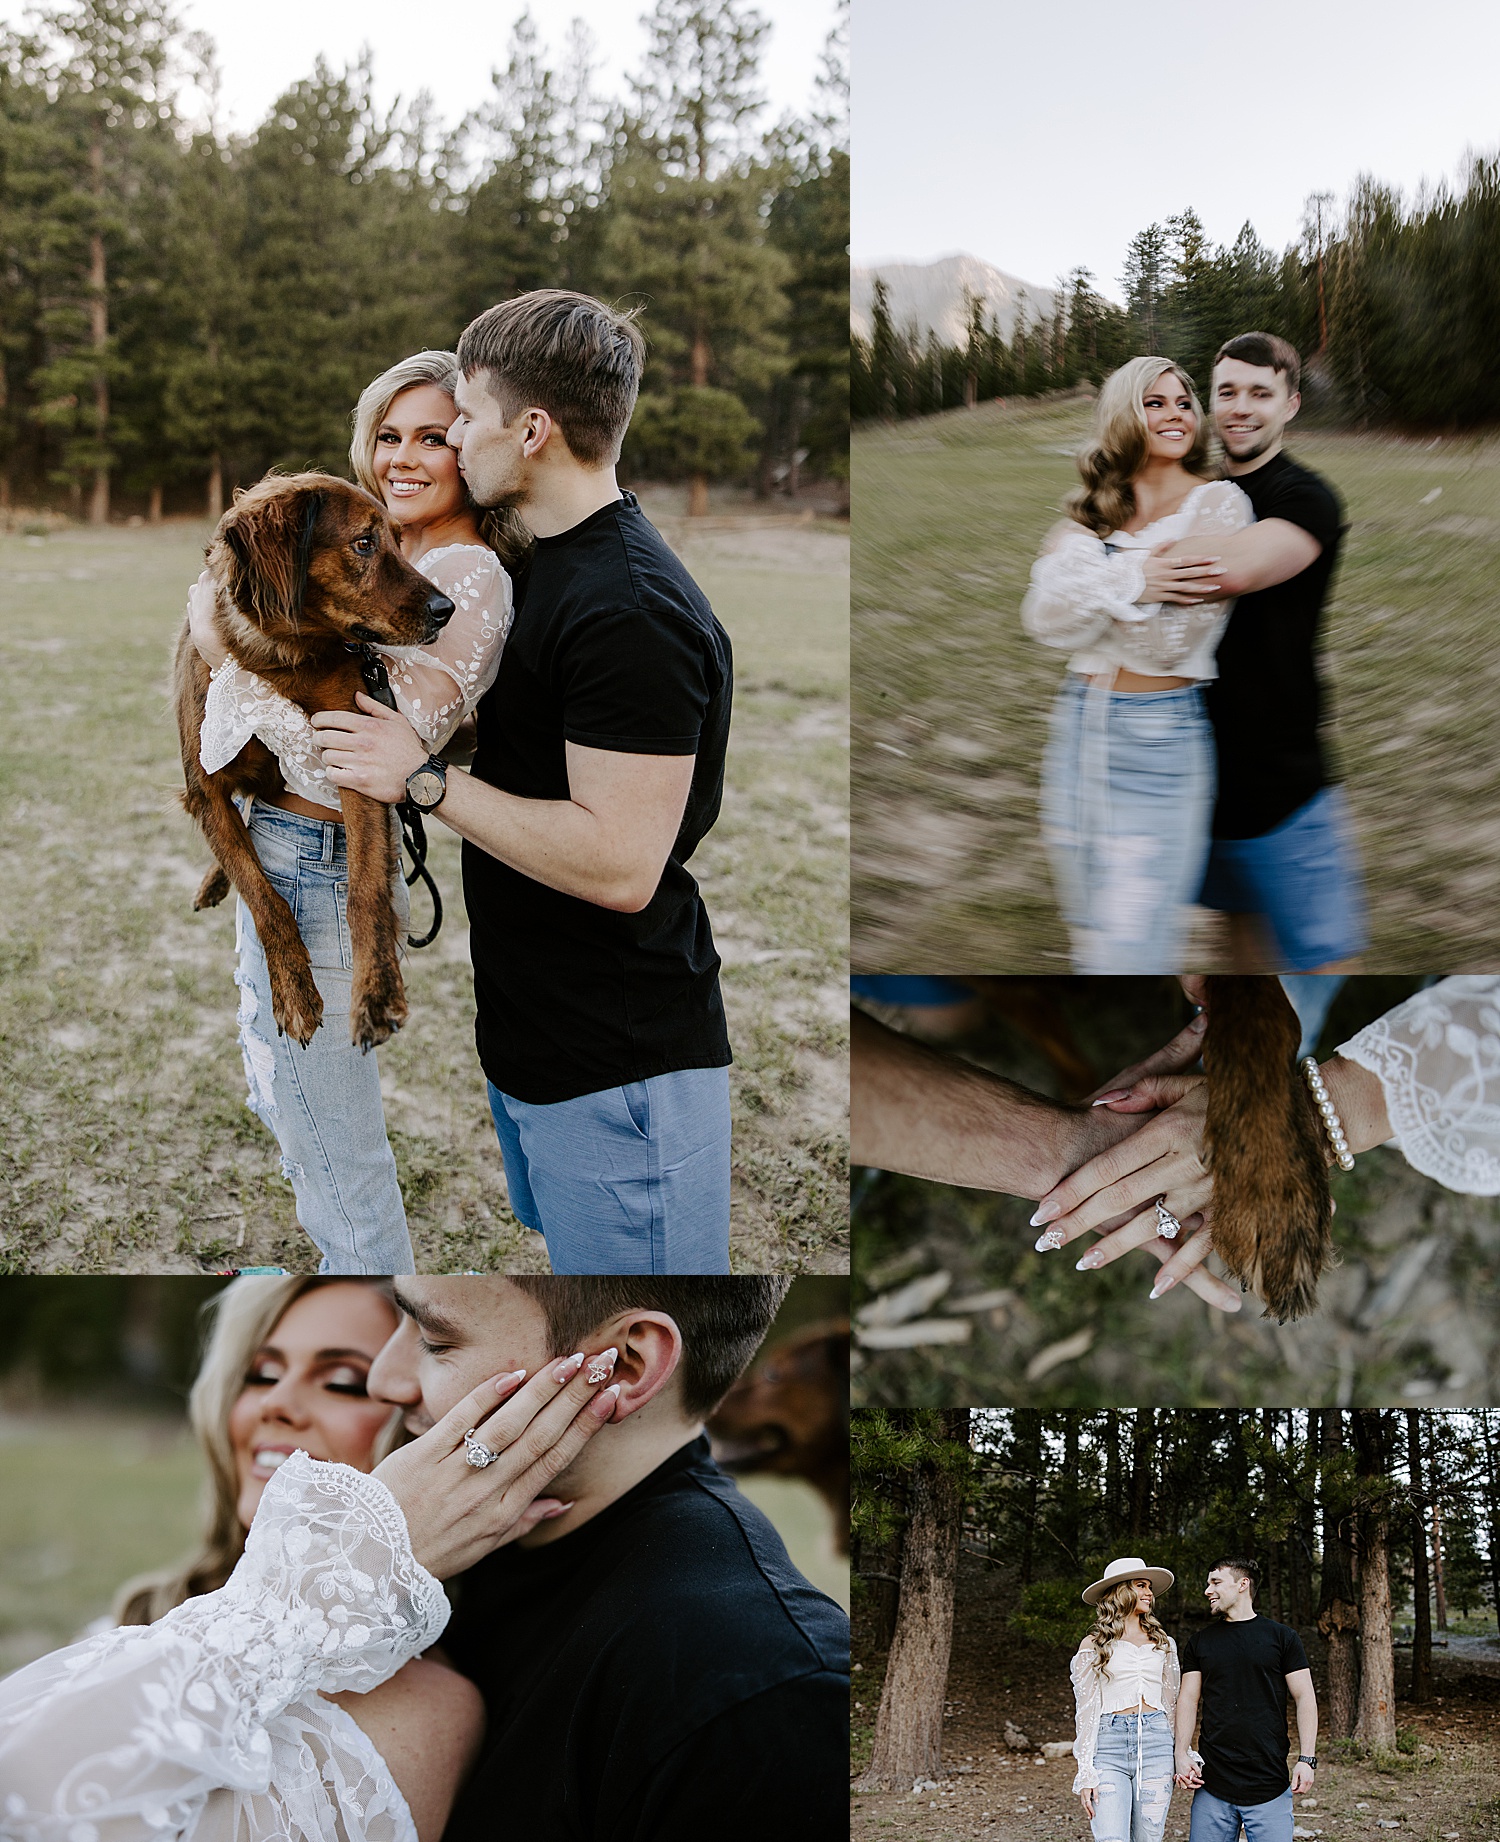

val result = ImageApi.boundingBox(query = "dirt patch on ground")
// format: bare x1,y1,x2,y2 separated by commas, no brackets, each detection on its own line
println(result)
852,1555,1500,1841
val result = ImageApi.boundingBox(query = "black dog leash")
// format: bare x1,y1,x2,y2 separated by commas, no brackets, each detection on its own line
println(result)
346,642,443,949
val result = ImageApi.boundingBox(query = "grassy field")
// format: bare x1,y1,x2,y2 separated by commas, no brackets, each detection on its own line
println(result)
852,977,1500,1407
0,1403,848,1675
852,397,1500,970
0,499,848,1271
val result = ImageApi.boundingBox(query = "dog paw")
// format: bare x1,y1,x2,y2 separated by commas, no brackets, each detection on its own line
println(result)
270,964,324,1047
193,865,231,910
350,974,408,1052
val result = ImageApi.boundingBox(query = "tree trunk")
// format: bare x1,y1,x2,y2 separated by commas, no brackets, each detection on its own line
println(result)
1317,1409,1360,1740
1015,1410,1042,1585
148,484,163,525
1353,1410,1397,1748
1431,1426,1448,1630
89,127,109,526
1407,1410,1432,1703
855,1410,969,1791
688,324,711,517
1483,1411,1500,1637
1128,1408,1154,1540
207,454,224,522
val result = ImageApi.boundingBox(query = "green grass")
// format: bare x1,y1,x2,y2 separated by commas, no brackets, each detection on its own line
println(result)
852,398,1500,970
0,503,848,1271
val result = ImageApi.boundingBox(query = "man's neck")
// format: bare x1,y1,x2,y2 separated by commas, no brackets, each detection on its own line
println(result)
1223,438,1285,479
516,1413,704,1547
1224,1602,1257,1622
519,464,624,540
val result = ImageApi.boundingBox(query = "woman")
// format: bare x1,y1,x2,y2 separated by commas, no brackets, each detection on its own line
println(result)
1071,1556,1180,1842
189,353,525,1274
0,1274,617,1842
1021,358,1253,973
1034,975,1500,1296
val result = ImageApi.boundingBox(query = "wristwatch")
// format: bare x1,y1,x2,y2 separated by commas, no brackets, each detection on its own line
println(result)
405,755,448,812
1297,1755,1318,1770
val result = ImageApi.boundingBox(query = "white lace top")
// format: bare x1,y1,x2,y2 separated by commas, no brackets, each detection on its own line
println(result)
0,1451,447,1842
200,544,513,809
1071,1635,1180,1794
1021,480,1253,681
1338,976,1500,1194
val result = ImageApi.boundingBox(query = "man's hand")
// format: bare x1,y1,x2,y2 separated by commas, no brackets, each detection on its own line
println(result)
1291,1761,1315,1795
314,692,429,803
1137,541,1223,605
1174,1751,1203,1790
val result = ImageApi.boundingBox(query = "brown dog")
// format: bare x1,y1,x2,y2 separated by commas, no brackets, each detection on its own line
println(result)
707,1319,850,1554
175,472,454,1051
1202,976,1334,1321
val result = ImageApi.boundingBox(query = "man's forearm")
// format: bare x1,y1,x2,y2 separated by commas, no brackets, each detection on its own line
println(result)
851,1010,1142,1198
431,765,650,911
1294,1688,1318,1758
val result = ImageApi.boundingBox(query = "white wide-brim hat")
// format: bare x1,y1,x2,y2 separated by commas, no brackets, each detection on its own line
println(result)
1082,1556,1175,1606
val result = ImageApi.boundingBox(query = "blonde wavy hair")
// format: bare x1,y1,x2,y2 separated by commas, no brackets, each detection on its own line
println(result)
349,349,533,573
1087,1580,1172,1675
1067,356,1216,537
114,1278,406,1626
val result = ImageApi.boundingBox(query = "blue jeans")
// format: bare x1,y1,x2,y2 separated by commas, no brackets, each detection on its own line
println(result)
1041,675,1214,973
486,1068,732,1273
235,800,415,1275
1199,785,1368,969
1088,1710,1175,1842
1189,1785,1294,1842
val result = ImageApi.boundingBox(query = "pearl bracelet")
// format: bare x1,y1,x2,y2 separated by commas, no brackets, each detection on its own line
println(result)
1300,1056,1355,1171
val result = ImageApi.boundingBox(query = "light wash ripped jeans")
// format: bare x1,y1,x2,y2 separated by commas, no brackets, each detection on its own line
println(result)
1088,1709,1175,1842
233,798,415,1275
1040,674,1214,973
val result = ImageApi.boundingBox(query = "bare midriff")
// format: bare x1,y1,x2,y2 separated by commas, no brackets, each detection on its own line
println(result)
1083,669,1197,693
266,790,344,824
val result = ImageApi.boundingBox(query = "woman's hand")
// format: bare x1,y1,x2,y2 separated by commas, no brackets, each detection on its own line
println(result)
1078,1786,1098,1820
373,1349,619,1579
187,568,229,669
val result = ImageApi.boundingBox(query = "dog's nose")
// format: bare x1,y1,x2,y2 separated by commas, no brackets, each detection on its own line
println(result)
425,592,455,630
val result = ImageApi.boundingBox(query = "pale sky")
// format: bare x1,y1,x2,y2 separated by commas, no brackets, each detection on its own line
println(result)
853,0,1500,299
5,0,840,137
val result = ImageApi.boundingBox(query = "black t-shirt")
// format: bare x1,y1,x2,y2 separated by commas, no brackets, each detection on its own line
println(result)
1180,1615,1310,1805
463,493,734,1103
1203,452,1346,839
440,1435,850,1842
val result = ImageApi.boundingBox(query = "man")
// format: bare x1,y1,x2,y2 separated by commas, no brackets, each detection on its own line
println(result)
1174,1559,1319,1842
1145,332,1366,973
317,292,734,1272
850,1003,1243,1312
367,1277,849,1839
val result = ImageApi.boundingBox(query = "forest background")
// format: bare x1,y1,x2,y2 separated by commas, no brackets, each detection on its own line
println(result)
0,0,849,523
851,167,1500,429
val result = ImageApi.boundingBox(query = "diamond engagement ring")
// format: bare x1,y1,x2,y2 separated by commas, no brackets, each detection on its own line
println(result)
462,1430,499,1468
1154,1198,1182,1240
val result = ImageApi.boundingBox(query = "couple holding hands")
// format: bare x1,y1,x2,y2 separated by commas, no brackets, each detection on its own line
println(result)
1070,1555,1316,1842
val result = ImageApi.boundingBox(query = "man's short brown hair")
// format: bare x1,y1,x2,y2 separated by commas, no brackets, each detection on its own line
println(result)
456,289,646,467
1214,331,1301,395
508,1278,792,1416
1213,1557,1260,1599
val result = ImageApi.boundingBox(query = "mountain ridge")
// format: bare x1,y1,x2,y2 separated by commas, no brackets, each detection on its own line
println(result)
850,253,1060,346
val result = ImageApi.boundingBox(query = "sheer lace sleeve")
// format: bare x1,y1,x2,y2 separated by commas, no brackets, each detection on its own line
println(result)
1070,1640,1102,1794
1163,1636,1180,1718
382,545,513,750
1337,976,1500,1193
200,661,341,809
1109,482,1254,674
0,1452,446,1842
1021,526,1148,649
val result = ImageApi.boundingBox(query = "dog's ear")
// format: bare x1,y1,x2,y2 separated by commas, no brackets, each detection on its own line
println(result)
1202,976,1333,1321
217,484,324,625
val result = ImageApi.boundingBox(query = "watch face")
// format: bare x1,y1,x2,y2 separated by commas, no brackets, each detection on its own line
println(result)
408,767,444,808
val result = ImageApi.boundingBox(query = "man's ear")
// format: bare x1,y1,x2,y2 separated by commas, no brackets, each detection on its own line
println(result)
520,407,556,459
596,1310,684,1424
1284,389,1301,426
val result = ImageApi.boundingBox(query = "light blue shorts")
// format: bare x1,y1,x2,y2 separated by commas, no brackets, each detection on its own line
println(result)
1189,1785,1294,1842
1199,784,1368,969
486,1067,732,1273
